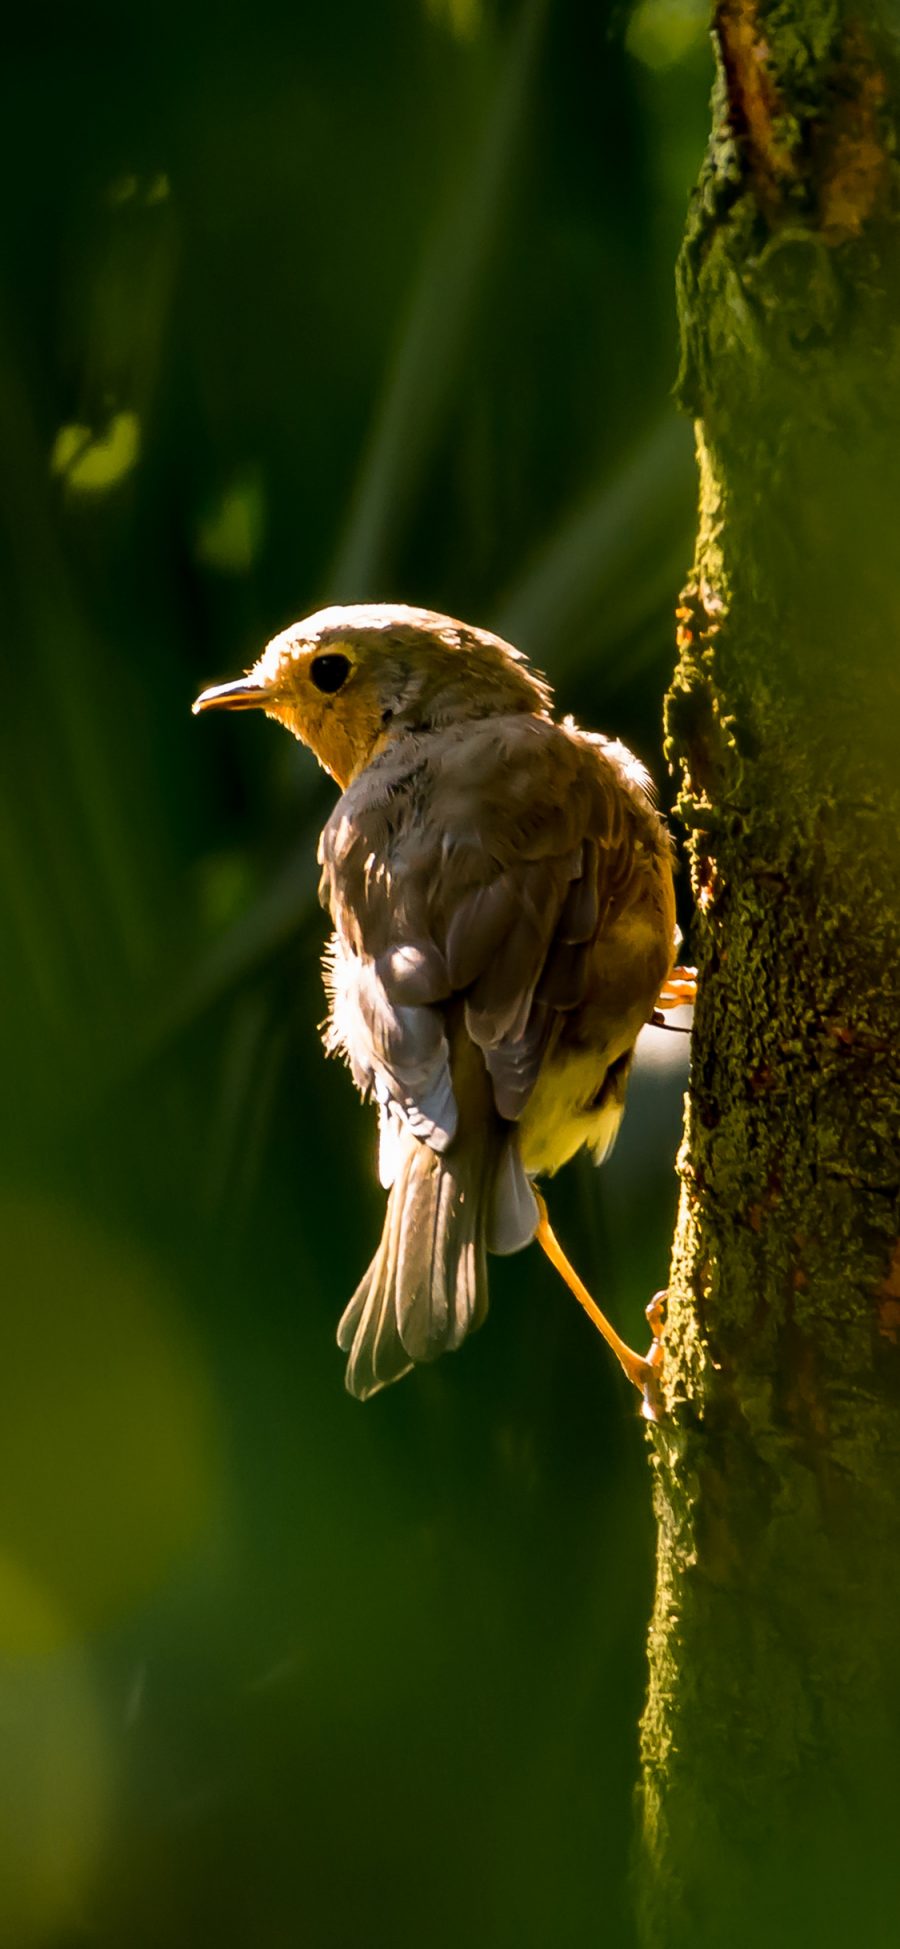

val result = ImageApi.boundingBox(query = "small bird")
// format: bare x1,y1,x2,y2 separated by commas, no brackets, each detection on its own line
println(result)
194,604,689,1402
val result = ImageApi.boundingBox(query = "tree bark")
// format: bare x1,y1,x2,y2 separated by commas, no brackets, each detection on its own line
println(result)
637,5,900,1944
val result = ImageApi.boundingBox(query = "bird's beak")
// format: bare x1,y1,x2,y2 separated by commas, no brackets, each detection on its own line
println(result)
192,675,273,715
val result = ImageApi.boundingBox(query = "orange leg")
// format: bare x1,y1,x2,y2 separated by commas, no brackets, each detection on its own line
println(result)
534,1191,661,1406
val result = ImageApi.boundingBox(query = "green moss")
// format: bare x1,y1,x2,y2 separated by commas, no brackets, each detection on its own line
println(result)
638,4,900,1942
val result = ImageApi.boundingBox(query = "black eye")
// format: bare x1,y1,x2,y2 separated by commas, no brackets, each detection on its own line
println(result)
309,653,351,695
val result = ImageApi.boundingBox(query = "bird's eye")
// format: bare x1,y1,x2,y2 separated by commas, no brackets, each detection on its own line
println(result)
309,653,351,695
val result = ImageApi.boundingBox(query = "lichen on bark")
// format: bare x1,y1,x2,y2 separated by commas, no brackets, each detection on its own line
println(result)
637,4,900,1943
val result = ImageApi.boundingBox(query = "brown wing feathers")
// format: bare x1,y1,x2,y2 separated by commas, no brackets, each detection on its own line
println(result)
321,715,652,1396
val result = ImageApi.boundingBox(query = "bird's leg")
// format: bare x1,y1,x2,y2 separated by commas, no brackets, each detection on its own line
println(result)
656,964,697,1011
533,1191,655,1398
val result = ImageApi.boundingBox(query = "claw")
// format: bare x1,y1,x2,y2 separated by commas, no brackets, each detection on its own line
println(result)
640,1289,669,1422
656,965,697,1012
645,1289,668,1338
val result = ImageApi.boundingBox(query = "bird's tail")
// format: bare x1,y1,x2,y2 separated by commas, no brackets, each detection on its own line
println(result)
336,1130,489,1399
337,1059,538,1401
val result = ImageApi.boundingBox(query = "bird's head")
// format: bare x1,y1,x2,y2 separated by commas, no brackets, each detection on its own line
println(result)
193,603,552,788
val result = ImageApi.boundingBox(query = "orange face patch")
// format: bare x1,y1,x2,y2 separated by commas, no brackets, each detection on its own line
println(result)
257,639,390,788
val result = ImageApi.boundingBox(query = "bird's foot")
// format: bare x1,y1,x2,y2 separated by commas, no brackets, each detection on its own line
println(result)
640,1290,668,1423
656,965,697,1012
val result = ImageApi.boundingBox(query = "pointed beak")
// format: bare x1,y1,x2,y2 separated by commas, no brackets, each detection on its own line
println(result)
192,675,273,716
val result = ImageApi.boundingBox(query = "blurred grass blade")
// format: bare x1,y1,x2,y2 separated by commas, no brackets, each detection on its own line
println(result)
0,180,176,984
495,414,695,677
200,991,274,1216
147,838,322,1054
330,0,548,594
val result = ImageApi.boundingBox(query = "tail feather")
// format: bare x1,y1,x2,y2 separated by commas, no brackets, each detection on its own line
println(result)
338,1173,412,1398
395,1142,487,1360
338,1134,490,1399
338,1029,542,1402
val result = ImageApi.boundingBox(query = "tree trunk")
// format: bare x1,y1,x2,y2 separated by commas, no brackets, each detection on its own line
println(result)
637,5,900,1944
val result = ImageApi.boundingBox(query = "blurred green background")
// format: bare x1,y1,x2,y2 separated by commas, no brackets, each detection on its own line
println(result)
1,3,710,1943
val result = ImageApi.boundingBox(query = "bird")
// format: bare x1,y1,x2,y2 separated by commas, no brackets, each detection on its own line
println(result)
194,603,691,1404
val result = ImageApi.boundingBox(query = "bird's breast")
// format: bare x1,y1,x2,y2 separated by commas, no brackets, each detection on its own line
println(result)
518,1040,629,1176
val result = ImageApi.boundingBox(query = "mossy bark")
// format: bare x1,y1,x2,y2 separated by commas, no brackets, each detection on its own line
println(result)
638,5,900,1945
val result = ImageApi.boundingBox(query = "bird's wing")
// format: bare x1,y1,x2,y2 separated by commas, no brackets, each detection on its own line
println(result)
323,928,458,1159
320,713,660,1142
